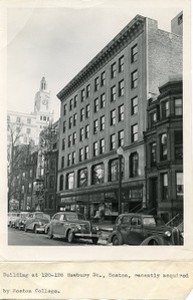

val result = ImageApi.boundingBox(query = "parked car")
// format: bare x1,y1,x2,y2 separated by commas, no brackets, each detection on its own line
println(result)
8,212,20,227
108,213,183,246
47,212,101,244
15,212,30,230
24,212,50,233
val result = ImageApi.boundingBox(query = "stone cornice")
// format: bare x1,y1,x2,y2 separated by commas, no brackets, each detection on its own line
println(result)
57,15,145,101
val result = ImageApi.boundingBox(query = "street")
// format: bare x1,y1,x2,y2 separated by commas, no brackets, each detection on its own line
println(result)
8,227,108,246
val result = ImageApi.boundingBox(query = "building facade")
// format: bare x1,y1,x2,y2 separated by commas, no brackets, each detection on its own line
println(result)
144,76,183,223
56,14,182,220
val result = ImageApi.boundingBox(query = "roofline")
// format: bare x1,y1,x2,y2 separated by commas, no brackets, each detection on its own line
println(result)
57,14,146,100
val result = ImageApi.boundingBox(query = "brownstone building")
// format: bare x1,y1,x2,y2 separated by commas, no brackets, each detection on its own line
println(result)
144,76,183,223
56,14,182,220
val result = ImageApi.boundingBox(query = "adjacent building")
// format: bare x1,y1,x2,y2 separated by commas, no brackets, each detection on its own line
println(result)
56,14,183,220
144,76,183,223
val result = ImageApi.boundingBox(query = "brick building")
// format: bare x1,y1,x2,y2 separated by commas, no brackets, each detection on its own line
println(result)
56,14,182,220
144,76,183,223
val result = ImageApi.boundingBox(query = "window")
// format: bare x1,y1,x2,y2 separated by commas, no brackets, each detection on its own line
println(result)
27,118,31,124
49,176,54,188
61,156,64,168
109,159,118,181
72,151,76,165
79,148,84,162
174,99,182,115
92,164,104,185
111,62,116,78
78,168,88,187
85,125,89,139
63,121,66,133
16,117,21,123
161,173,168,200
94,77,99,91
118,80,124,97
110,134,116,150
131,70,138,88
100,116,105,131
73,113,77,126
68,135,72,147
111,85,116,102
66,172,74,190
99,139,105,154
93,141,98,157
72,132,76,145
110,109,116,126
131,96,138,115
160,133,167,160
26,128,31,134
118,105,124,121
62,138,65,150
131,124,138,142
118,55,124,72
28,183,32,193
86,84,91,98
94,98,99,113
81,89,85,102
150,142,156,166
69,99,73,110
74,95,77,108
101,71,106,86
59,175,64,191
131,44,138,63
118,130,124,147
85,104,90,118
43,116,46,121
174,131,183,159
100,93,105,108
69,116,73,129
161,101,169,118
84,145,89,160
29,169,33,178
130,152,139,177
63,104,67,116
80,108,84,121
80,128,84,141
93,119,98,134
149,111,157,127
176,172,183,198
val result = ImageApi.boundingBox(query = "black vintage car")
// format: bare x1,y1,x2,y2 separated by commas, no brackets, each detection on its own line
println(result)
108,213,183,246
47,212,101,244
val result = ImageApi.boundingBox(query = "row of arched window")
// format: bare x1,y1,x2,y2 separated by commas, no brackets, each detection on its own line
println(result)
59,152,139,191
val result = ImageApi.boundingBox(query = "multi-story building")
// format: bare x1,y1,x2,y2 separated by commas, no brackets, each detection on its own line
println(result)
7,77,54,146
144,76,183,223
57,14,182,220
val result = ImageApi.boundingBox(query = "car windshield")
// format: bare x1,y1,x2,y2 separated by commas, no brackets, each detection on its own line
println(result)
66,214,85,221
143,217,156,226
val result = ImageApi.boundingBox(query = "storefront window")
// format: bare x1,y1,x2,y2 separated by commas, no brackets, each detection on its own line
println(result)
78,168,88,187
109,159,124,182
92,164,104,185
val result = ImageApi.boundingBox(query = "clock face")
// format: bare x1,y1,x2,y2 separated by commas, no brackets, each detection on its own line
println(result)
42,99,48,105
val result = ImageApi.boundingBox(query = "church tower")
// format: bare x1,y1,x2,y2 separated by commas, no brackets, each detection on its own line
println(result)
34,77,54,144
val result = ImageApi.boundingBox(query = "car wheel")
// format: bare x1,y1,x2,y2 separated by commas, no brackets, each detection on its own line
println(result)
24,225,28,232
112,234,123,245
92,237,98,245
47,228,53,239
34,225,38,233
67,230,74,243
147,239,159,245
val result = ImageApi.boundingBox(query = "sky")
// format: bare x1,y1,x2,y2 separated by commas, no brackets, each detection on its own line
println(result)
7,0,183,121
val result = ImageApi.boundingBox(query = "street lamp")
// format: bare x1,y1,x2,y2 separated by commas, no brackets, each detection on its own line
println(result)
117,147,124,215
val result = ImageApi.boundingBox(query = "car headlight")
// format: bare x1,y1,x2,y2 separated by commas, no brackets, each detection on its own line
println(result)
76,225,82,230
39,222,42,226
93,226,99,231
165,231,171,237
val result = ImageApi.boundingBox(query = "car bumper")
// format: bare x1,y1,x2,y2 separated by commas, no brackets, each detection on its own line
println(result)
74,232,100,239
35,226,46,233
